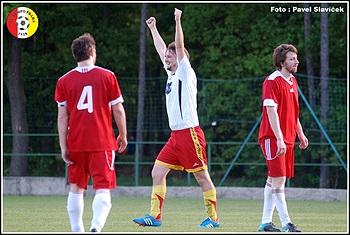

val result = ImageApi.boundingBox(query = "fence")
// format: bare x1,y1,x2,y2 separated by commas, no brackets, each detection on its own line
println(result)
2,135,347,188
2,75,348,188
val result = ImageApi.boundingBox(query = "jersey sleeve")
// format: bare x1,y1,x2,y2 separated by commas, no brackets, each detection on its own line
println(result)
177,56,195,83
54,78,66,106
262,79,279,107
108,73,124,105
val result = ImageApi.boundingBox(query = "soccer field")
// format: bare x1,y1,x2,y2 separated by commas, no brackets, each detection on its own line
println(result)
2,196,348,233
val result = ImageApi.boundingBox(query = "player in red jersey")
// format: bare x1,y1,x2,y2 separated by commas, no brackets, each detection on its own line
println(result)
55,33,128,232
257,44,308,232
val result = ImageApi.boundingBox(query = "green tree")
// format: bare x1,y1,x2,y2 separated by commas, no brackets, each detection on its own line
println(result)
4,3,29,176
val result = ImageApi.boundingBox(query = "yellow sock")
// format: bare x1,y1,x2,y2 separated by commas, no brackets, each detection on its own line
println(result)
203,189,218,221
149,185,166,220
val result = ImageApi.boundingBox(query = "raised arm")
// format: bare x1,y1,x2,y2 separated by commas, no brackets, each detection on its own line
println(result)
146,17,167,62
174,8,185,61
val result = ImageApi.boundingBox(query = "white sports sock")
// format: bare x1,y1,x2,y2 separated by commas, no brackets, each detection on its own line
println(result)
261,181,275,224
90,189,112,232
67,192,84,232
272,188,291,227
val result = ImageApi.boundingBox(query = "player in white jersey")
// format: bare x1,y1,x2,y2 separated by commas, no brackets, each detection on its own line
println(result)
133,8,220,228
163,44,199,130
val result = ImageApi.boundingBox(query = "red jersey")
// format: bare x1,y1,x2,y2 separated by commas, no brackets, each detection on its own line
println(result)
54,65,124,152
258,70,299,145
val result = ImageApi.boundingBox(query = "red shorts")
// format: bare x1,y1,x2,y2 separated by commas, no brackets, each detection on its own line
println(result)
259,138,295,178
156,126,208,173
67,151,116,190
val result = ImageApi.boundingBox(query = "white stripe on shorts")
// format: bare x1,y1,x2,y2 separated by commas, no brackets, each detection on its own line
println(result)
264,138,277,161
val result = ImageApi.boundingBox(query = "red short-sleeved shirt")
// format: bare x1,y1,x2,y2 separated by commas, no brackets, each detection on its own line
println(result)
55,65,123,152
258,70,299,145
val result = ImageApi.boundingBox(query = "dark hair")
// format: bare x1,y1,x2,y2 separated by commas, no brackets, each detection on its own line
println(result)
273,44,298,70
71,33,96,62
167,41,190,61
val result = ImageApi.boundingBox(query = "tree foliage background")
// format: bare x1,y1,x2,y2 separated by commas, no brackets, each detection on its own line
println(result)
2,2,348,188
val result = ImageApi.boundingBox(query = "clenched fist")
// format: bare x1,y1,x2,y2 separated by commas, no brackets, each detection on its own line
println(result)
146,17,156,29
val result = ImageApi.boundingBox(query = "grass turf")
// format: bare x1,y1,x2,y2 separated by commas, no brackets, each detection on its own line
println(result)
2,195,348,233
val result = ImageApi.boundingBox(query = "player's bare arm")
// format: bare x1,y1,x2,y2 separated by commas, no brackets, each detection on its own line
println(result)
297,118,308,149
266,106,286,157
146,16,166,62
57,106,73,165
174,8,185,61
112,103,128,153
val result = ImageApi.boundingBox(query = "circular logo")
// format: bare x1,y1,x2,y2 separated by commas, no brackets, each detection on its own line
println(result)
6,7,39,39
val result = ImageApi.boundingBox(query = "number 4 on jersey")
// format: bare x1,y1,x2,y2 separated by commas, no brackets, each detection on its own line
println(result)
77,86,93,113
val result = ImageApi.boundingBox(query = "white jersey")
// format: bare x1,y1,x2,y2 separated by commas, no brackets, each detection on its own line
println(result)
163,56,199,130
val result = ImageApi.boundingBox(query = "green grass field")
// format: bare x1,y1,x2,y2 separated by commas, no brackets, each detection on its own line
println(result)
2,196,348,233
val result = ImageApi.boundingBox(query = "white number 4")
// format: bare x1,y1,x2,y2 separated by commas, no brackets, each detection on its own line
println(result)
77,86,93,113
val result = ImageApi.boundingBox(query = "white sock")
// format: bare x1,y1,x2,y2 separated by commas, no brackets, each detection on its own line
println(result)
67,192,84,232
261,181,275,224
272,188,291,227
90,189,112,232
